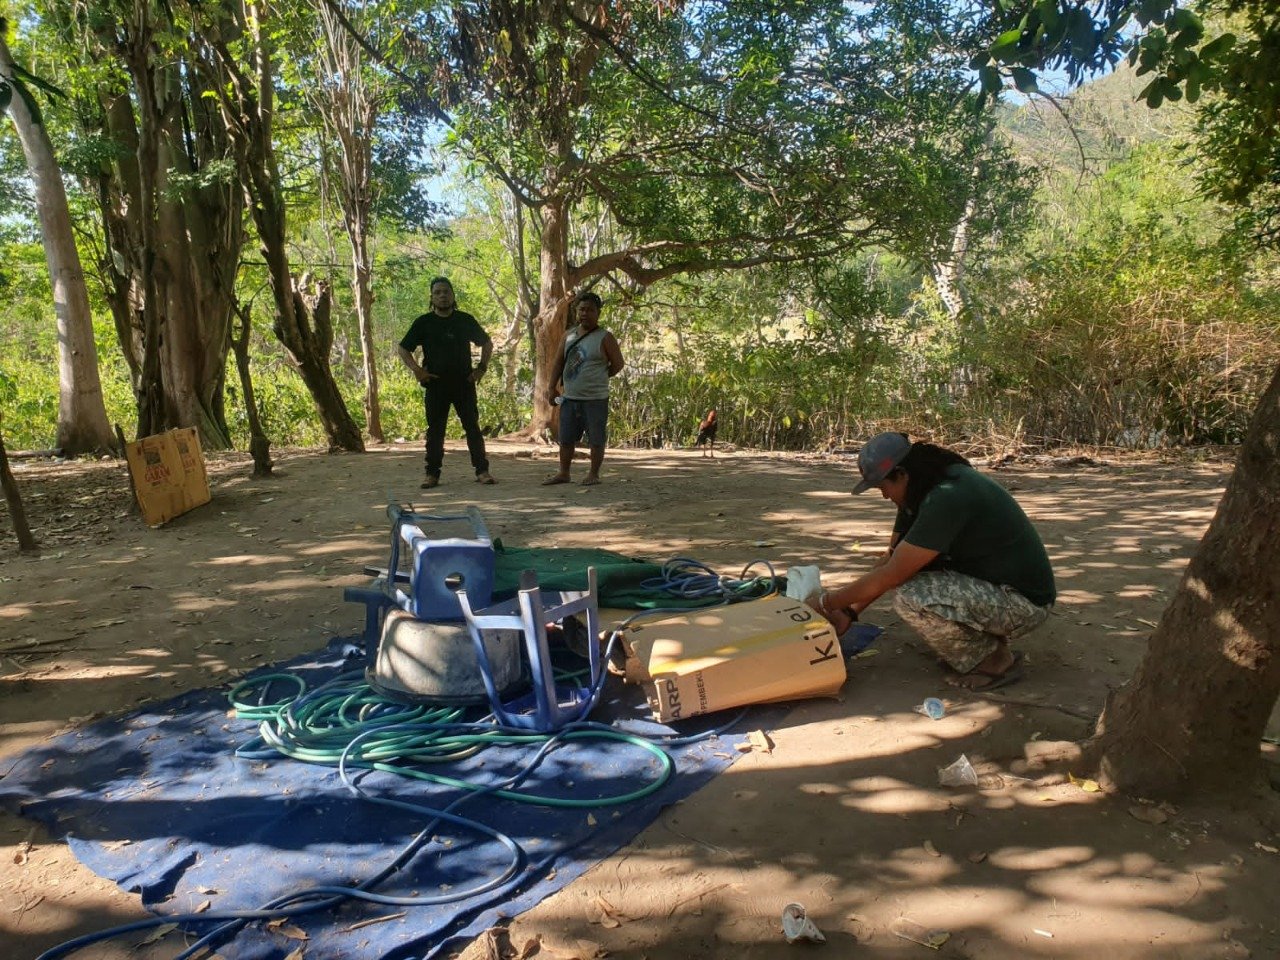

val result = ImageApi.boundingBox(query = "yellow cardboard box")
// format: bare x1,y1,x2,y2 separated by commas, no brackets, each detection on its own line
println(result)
124,428,211,526
623,596,847,722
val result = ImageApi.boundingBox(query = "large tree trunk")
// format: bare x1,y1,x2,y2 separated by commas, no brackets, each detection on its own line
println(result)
85,16,240,450
1091,363,1280,797
206,5,364,453
154,64,239,446
0,35,116,457
530,198,573,437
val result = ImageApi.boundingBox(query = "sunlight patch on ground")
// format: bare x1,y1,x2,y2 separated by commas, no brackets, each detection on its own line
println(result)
836,776,953,814
2,598,78,619
988,844,1096,871
1055,589,1107,604
238,577,336,596
1031,861,1225,909
1115,585,1162,598
202,554,286,567
169,596,237,612
299,539,373,556
807,489,859,500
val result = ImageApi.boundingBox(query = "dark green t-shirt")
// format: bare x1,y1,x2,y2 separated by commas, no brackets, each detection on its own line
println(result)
399,310,491,380
894,464,1056,606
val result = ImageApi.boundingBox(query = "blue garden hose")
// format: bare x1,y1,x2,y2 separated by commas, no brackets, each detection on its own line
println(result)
640,558,780,603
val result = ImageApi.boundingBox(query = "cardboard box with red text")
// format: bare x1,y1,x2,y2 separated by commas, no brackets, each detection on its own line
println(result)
124,428,211,526
623,596,847,722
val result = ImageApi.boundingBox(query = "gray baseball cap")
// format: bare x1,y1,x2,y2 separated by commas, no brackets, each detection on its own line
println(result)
851,432,912,494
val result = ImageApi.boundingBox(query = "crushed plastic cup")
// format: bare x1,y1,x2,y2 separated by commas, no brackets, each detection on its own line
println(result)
937,753,979,787
916,697,946,720
781,902,826,944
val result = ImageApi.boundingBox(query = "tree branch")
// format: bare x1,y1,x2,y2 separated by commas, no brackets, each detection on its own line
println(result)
315,0,543,207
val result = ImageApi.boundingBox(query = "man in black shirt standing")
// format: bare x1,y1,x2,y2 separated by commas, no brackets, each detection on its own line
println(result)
397,277,496,488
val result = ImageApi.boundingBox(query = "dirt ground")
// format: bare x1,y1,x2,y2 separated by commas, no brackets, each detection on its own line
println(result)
2,439,1278,960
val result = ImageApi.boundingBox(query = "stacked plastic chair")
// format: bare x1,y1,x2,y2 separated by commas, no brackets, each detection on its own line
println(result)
456,567,606,732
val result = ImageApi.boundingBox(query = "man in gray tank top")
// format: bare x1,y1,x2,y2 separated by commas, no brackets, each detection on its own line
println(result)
542,291,625,486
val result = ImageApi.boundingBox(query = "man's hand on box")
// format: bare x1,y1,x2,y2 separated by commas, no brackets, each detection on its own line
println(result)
809,591,853,636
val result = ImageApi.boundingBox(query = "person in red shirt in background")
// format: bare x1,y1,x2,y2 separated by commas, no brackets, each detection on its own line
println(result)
694,408,718,457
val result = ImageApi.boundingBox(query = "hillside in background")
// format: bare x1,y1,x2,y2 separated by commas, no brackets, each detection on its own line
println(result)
999,63,1194,178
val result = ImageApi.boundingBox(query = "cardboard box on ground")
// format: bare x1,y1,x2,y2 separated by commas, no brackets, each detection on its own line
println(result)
124,428,212,526
622,596,846,722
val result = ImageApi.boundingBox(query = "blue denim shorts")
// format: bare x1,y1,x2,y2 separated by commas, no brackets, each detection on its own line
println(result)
559,398,609,447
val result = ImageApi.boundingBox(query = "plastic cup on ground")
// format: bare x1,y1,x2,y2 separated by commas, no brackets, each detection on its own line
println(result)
917,697,945,720
937,754,979,787
781,902,826,944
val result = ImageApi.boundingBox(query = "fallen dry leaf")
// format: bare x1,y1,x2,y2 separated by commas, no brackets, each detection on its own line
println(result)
923,840,941,857
891,918,950,950
967,851,988,864
1128,804,1169,825
1069,773,1101,793
586,895,626,929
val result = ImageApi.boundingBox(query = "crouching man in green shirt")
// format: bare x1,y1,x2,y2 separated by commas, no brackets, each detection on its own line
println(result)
813,432,1056,690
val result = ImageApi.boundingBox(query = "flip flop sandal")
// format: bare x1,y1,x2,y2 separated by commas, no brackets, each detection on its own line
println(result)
948,651,1025,692
541,474,571,486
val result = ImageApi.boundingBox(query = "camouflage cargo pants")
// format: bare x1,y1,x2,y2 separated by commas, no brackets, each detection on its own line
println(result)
893,570,1051,674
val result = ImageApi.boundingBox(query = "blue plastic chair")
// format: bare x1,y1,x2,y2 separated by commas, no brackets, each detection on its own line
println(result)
387,504,494,621
344,504,495,646
456,567,605,732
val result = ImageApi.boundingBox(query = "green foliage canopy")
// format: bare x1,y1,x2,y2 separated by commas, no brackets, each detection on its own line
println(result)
382,0,1028,278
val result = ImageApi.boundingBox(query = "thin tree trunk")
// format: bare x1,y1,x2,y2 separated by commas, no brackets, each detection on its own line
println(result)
350,223,383,442
231,301,273,477
0,35,116,456
1090,363,1280,797
313,2,384,444
503,187,538,403
93,92,144,395
0,429,38,553
123,22,167,441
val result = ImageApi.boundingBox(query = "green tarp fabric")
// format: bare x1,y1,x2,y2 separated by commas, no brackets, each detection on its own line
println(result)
491,543,714,610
